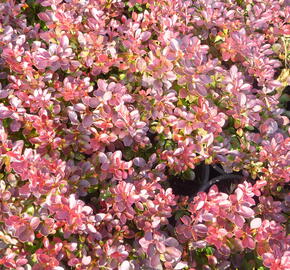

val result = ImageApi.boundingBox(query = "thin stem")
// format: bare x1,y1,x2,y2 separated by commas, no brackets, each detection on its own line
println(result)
281,36,289,68
201,164,210,185
188,163,209,203
198,174,245,192
212,164,226,175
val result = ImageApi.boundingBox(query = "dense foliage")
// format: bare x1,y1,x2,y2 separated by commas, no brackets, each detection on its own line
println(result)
0,0,289,269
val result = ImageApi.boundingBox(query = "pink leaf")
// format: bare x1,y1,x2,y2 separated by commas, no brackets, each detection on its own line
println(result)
234,214,245,228
230,65,238,78
250,218,262,229
238,93,247,106
133,157,146,167
170,39,180,51
98,152,108,163
239,205,254,218
156,242,166,253
114,119,126,128
60,35,69,48
166,247,182,258
164,237,179,247
193,224,208,234
151,254,161,268
103,91,112,102
180,215,191,226
82,115,93,128
38,12,51,21
242,237,256,249
140,31,151,42
196,200,205,211
174,262,188,270
236,188,243,201
10,120,21,132
136,58,147,71
68,111,79,124
119,261,132,270
0,106,12,119
240,83,251,91
18,228,34,243
259,119,278,135
30,217,40,230
82,256,91,266
88,97,100,108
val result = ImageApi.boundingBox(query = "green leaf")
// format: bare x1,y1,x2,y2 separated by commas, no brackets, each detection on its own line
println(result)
25,205,35,216
216,135,224,142
214,35,225,43
75,153,85,160
205,246,214,255
174,209,190,220
100,190,112,200
245,125,255,131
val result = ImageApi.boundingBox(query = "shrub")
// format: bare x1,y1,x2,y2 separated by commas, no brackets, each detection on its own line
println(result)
0,0,289,269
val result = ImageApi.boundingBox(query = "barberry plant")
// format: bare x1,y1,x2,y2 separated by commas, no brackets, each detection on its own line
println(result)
0,0,289,269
